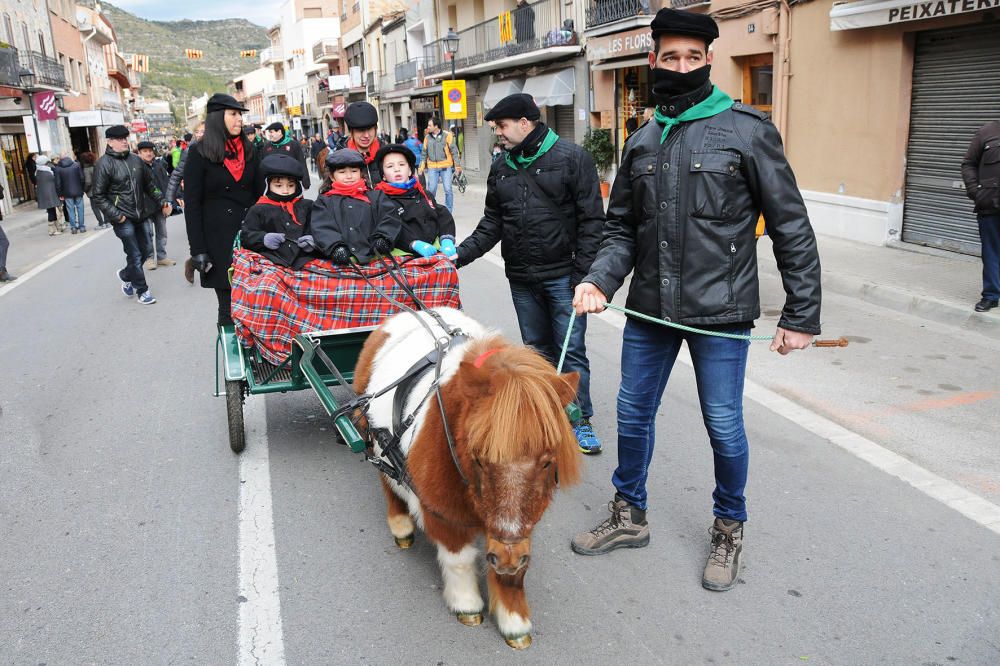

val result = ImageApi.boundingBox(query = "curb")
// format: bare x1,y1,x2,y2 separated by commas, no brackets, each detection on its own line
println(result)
3,210,51,235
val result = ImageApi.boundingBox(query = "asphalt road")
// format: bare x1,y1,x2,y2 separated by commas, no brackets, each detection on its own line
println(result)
1,186,999,664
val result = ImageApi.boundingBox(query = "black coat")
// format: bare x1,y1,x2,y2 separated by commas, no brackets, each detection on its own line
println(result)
53,158,85,199
586,101,822,333
311,191,402,263
261,140,310,189
382,187,456,251
184,142,262,289
457,127,605,285
91,148,164,222
140,158,172,219
961,119,1000,215
241,197,316,270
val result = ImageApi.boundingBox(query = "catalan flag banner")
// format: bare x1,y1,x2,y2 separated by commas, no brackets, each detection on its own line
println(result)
498,12,513,43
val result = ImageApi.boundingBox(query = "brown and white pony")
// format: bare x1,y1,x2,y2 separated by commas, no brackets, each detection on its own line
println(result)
353,307,581,649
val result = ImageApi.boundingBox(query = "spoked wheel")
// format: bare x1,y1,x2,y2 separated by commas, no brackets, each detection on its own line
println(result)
225,380,246,453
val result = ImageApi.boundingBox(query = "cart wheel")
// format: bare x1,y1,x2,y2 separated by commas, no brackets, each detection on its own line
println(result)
226,380,246,453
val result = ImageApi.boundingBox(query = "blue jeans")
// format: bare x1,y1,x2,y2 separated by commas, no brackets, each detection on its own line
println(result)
145,212,168,260
113,218,151,294
612,318,751,522
978,213,1000,301
509,276,593,418
65,196,86,231
425,167,454,212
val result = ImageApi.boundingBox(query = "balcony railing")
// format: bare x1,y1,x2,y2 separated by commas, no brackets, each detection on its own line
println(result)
312,39,340,64
260,46,284,66
106,50,130,87
394,58,421,86
585,0,655,29
422,0,573,77
265,80,287,96
19,49,69,89
379,72,394,93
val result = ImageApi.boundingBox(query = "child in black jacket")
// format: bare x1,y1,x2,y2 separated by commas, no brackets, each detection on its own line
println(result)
373,144,457,261
311,149,401,265
241,153,317,270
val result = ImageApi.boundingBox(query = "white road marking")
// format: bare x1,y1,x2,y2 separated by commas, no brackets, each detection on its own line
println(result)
480,252,1000,536
239,398,286,665
0,227,111,297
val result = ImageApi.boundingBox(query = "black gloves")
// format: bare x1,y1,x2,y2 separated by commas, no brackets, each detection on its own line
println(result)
371,235,392,256
330,244,351,265
190,253,213,274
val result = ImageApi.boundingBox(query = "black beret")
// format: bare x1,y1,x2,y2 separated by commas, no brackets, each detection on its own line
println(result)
105,125,129,139
650,8,719,45
374,143,416,174
183,133,193,142
136,140,156,151
325,148,366,170
260,153,305,181
265,122,284,132
484,93,540,122
244,126,257,135
344,101,378,129
206,93,248,114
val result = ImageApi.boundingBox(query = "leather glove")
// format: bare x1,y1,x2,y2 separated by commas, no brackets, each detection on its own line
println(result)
371,235,392,256
263,232,285,250
191,253,213,274
296,234,315,250
410,240,436,258
440,235,458,261
330,244,351,265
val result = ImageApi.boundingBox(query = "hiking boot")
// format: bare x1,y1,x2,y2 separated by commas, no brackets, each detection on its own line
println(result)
144,258,158,270
117,269,134,297
571,495,649,555
574,418,602,454
157,257,177,266
702,518,744,591
974,298,998,312
137,290,156,305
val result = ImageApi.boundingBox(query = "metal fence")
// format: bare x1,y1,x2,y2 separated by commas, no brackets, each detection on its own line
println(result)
17,50,66,89
585,0,654,29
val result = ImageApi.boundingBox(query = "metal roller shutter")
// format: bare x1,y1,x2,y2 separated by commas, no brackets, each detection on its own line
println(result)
902,25,1000,255
463,98,480,172
554,104,576,144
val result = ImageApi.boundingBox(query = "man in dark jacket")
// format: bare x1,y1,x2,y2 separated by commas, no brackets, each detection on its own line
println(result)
262,122,310,189
456,92,605,454
569,9,821,592
137,141,176,270
92,125,170,305
53,154,87,233
961,119,1000,312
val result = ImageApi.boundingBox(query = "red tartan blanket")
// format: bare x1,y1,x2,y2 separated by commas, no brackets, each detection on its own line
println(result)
230,249,462,365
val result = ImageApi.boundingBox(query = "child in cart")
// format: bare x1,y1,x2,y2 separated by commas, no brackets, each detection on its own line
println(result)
373,144,458,262
241,153,318,269
311,149,402,265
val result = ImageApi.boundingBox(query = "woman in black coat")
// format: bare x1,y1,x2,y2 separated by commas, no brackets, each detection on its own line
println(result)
184,94,262,326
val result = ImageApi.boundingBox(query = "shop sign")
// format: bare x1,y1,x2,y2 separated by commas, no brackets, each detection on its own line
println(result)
830,0,1000,31
411,96,436,112
586,27,653,62
331,102,346,118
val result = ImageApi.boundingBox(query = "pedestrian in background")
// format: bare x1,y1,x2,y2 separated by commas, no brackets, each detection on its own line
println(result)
262,122,310,189
310,132,325,174
456,93,605,453
420,117,460,212
403,127,423,166
92,125,169,306
79,151,106,229
961,118,1000,313
136,140,175,271
0,181,15,282
24,153,37,189
54,152,87,234
184,93,260,326
34,155,63,236
164,121,205,212
569,9,821,592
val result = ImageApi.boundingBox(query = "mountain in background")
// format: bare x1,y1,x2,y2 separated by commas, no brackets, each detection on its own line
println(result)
80,1,269,124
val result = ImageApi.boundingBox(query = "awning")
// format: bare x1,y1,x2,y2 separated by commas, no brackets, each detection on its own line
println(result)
522,68,575,107
829,0,1000,31
592,56,649,72
482,78,525,109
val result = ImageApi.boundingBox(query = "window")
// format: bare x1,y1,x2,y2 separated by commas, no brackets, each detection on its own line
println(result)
38,31,46,57
739,53,773,113
21,23,29,51
2,13,13,45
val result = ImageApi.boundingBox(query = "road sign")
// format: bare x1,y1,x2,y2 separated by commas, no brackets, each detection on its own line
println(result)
442,80,467,120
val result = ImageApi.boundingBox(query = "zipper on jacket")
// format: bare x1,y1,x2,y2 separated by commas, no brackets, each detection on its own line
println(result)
728,241,736,304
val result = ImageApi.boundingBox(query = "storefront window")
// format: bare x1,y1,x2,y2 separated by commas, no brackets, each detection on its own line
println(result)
617,66,650,149
1,133,32,204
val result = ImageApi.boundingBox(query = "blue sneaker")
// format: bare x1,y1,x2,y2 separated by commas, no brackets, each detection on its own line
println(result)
574,418,602,454
117,269,134,296
137,290,156,305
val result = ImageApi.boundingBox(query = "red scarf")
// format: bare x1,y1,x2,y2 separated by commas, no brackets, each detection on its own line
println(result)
223,137,245,182
324,180,370,203
375,180,434,208
347,137,380,164
256,195,302,225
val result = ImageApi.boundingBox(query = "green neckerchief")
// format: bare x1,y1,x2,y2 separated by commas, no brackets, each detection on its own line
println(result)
654,86,734,144
272,134,292,147
505,128,559,170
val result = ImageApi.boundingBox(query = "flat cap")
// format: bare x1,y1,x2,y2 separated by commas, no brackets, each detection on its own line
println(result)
136,140,156,151
325,148,366,170
344,101,378,129
484,93,540,122
206,93,248,114
374,143,416,173
265,121,284,132
650,8,719,45
105,125,130,139
260,152,305,181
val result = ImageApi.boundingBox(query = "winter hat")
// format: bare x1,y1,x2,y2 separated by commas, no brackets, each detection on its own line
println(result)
206,93,248,114
650,8,719,46
265,122,285,133
325,149,366,170
35,154,50,165
136,140,156,151
344,102,378,129
484,93,540,122
105,125,130,138
260,153,305,181
374,143,416,173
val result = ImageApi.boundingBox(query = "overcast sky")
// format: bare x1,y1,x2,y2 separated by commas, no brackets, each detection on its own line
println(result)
109,0,280,27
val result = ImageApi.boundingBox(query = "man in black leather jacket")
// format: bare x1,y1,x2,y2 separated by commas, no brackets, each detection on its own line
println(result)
457,93,606,454
570,9,821,592
92,125,170,304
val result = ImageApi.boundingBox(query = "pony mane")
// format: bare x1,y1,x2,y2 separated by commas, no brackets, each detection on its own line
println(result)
461,337,581,485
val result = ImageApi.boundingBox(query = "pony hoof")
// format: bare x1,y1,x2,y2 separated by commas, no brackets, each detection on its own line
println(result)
504,634,532,650
456,612,483,627
394,534,414,549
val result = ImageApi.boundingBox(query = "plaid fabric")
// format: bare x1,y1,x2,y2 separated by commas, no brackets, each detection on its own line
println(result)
231,250,462,365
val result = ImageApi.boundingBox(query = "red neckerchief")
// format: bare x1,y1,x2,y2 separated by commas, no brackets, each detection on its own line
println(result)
324,180,370,203
347,137,380,164
374,180,434,208
256,195,303,225
223,137,245,182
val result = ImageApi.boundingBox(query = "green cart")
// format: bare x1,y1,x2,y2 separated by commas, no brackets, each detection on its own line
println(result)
215,324,374,454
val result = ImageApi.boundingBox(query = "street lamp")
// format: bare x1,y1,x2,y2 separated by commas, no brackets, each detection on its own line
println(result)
443,29,463,160
18,67,42,155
